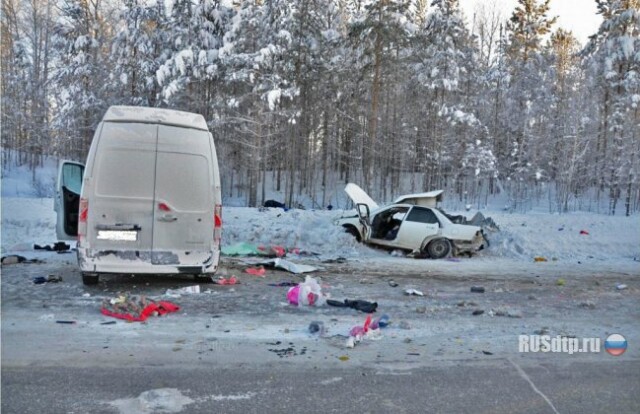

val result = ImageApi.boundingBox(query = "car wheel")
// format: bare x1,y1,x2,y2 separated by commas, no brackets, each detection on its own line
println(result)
426,239,451,259
82,273,99,285
344,225,361,242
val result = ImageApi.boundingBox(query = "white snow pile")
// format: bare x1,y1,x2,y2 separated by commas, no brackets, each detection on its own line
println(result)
0,198,368,258
221,207,366,257
484,212,639,262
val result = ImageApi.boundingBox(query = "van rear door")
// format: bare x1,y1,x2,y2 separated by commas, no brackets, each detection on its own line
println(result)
90,123,157,258
55,161,85,240
151,125,214,267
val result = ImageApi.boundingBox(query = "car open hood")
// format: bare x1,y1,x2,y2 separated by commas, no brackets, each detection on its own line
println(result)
344,183,379,211
393,190,443,207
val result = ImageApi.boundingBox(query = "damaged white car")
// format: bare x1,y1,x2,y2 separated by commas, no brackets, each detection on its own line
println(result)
336,183,489,259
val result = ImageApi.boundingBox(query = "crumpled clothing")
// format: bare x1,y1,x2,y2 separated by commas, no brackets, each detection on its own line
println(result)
327,299,378,314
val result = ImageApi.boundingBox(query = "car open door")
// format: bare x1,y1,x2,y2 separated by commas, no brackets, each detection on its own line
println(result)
356,203,372,240
55,161,85,240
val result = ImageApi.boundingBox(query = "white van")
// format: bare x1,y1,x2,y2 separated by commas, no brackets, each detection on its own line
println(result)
55,106,222,285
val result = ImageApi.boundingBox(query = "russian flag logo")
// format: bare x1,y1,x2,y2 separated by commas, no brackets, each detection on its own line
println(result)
605,334,627,356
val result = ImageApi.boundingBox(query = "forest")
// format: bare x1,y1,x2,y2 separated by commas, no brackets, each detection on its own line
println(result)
1,0,639,214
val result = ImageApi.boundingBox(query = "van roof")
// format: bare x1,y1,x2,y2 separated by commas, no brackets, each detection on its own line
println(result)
103,106,209,131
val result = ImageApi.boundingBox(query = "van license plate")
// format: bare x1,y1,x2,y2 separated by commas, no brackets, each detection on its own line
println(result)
97,230,137,241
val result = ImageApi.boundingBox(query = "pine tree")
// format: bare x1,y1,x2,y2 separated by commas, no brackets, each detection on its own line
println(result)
586,0,640,215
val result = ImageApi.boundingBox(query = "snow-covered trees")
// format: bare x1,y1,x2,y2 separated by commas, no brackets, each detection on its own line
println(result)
1,0,639,213
585,0,640,215
52,0,111,160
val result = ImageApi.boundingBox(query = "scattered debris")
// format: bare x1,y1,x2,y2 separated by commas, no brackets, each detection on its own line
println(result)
534,256,548,262
214,276,238,285
528,295,537,300
472,310,484,316
267,344,307,358
482,350,493,355
327,299,378,313
534,327,549,335
252,258,318,274
267,281,297,287
556,278,566,286
33,275,63,284
101,293,180,322
100,321,116,325
388,280,399,287
1,255,27,265
457,301,478,307
257,245,286,258
34,242,70,252
404,288,424,296
580,230,589,235
166,285,200,297
407,353,421,356
492,307,523,318
370,314,390,329
338,355,350,361
321,257,347,264
56,320,76,324
579,301,596,309
470,286,485,293
287,276,326,306
308,321,325,335
346,315,383,348
245,266,266,277
221,242,262,256
616,284,628,291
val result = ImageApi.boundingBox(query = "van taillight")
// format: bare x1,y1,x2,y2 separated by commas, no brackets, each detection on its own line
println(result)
214,204,222,228
78,198,88,240
214,204,222,245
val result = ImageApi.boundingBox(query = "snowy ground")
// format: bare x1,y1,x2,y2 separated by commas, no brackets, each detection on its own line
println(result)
2,194,639,412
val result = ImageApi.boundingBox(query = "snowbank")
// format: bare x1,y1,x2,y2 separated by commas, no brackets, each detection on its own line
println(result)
2,197,638,266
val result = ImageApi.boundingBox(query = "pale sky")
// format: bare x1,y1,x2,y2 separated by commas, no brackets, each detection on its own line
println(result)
461,0,603,45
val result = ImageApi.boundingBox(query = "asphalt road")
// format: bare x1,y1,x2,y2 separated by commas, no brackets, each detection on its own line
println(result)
2,359,639,414
2,254,639,413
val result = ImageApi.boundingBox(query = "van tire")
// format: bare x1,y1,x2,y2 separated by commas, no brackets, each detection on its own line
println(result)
194,274,213,283
425,239,451,259
82,273,99,285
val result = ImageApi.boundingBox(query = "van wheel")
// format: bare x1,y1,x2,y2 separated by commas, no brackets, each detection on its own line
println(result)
82,273,99,285
194,274,213,283
425,239,451,259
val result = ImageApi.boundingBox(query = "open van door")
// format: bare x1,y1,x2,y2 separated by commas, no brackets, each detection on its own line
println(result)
55,161,85,240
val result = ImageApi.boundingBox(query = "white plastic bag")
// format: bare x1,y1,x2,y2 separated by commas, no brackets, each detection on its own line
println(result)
287,276,326,306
